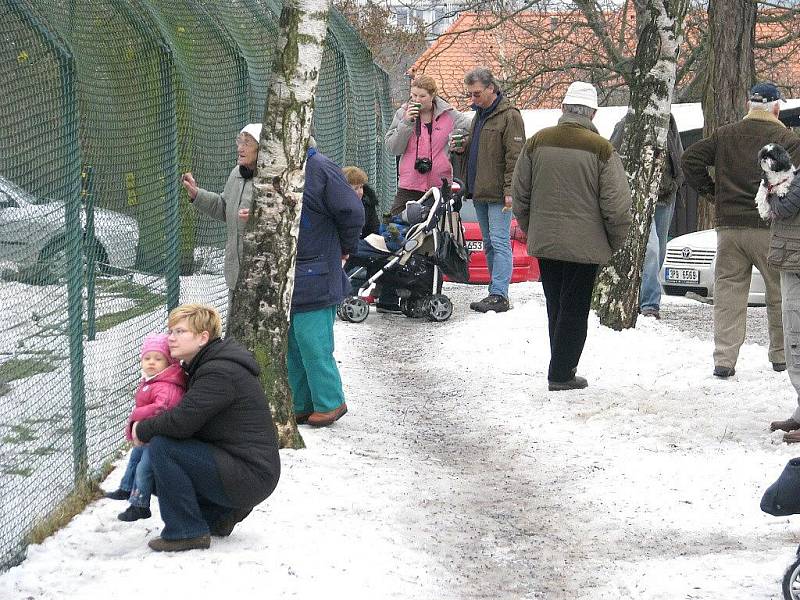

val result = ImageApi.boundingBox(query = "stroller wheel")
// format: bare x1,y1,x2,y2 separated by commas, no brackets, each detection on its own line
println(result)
427,294,453,322
336,304,346,321
340,297,369,323
400,298,425,318
784,556,800,599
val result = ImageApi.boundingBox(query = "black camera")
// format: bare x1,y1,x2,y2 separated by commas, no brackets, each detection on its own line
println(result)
414,157,432,174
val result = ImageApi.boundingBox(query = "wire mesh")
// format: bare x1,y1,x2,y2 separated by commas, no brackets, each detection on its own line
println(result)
0,0,394,570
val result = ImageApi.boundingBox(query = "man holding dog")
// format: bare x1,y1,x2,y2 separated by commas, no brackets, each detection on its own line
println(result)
683,82,800,379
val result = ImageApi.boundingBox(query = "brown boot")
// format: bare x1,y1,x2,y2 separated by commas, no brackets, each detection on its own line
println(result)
307,403,347,427
785,430,800,444
148,534,210,552
771,417,800,432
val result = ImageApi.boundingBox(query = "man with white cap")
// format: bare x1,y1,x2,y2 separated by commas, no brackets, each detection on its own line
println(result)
512,81,631,391
181,123,262,318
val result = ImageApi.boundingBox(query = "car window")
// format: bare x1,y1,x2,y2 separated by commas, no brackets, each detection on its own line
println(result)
459,198,477,222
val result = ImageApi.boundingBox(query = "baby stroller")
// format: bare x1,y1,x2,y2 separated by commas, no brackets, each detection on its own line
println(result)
339,178,468,323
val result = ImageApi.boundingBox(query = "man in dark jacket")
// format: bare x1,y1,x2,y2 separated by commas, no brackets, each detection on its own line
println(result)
290,148,364,427
134,303,280,552
457,67,525,313
682,82,800,378
512,81,631,391
611,113,684,320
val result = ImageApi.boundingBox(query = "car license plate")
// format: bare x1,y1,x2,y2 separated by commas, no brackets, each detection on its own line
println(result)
665,267,699,284
466,240,483,251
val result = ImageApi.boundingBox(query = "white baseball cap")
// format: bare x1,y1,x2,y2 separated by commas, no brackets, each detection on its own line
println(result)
239,123,262,143
562,81,598,110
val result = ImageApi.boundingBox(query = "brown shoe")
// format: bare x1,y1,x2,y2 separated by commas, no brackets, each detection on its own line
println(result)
773,417,800,432
307,403,347,427
785,430,800,444
295,412,312,425
148,534,210,552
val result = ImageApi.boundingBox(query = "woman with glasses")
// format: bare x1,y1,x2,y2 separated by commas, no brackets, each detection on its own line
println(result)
381,75,471,311
131,303,280,552
180,123,262,320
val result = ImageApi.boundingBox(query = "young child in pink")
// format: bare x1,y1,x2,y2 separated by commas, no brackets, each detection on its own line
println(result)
105,333,187,521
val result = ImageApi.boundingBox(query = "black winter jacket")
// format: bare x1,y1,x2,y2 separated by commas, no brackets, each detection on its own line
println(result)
361,184,380,238
136,337,280,507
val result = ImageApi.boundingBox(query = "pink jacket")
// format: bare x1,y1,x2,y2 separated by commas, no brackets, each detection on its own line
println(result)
385,97,471,193
125,363,187,440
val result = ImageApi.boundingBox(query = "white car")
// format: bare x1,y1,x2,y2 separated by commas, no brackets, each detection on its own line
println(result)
0,175,139,279
660,229,766,305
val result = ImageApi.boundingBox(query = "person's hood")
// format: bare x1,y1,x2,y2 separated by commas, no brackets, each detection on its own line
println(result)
362,184,379,208
432,96,459,119
185,337,260,378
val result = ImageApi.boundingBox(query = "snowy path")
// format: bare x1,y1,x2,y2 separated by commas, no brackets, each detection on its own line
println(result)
1,282,799,599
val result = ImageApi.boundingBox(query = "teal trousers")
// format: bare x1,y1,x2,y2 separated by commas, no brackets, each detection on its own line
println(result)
288,306,345,414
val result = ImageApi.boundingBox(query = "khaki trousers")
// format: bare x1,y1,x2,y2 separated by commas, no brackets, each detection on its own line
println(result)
713,227,784,368
780,272,800,421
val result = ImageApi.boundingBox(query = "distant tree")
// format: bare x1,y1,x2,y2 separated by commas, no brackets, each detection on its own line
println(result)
229,0,332,449
334,0,428,104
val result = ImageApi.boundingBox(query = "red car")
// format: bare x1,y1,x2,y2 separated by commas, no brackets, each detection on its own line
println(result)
457,198,539,284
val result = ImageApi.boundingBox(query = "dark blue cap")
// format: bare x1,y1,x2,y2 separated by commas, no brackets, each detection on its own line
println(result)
750,82,785,103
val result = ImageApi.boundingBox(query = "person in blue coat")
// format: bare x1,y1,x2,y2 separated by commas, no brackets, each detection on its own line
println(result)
290,146,364,427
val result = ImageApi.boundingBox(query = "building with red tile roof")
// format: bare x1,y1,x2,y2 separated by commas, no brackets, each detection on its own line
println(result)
410,10,800,110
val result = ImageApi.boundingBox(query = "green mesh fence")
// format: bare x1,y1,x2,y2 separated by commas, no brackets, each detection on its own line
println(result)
0,0,395,570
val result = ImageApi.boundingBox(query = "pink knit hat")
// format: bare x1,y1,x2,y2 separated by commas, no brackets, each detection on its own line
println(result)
140,333,175,364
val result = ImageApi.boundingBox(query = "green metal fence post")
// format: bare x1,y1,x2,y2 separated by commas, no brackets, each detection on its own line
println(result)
84,166,97,340
159,46,180,311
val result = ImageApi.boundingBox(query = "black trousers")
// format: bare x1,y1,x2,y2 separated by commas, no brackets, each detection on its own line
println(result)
538,258,599,382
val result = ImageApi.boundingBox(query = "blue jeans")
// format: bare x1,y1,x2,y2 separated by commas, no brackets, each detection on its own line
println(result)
119,445,154,508
639,200,675,311
147,436,235,540
474,201,513,297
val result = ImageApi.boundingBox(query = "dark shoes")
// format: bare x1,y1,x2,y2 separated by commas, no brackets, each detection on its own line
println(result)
118,506,151,522
640,307,661,319
307,403,348,427
548,375,588,391
470,294,510,313
713,366,735,378
774,362,788,372
148,534,211,552
105,488,130,501
295,412,312,425
211,508,253,537
771,417,800,433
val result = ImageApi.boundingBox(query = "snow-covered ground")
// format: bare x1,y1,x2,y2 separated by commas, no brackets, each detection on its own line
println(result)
1,281,799,599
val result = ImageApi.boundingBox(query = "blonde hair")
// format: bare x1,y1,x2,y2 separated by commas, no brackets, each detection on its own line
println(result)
168,303,222,339
342,166,368,186
411,74,438,97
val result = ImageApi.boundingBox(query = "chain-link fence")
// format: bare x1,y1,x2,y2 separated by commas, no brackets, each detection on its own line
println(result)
0,0,396,570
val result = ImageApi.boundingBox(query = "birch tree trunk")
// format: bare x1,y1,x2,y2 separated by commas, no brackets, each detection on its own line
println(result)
592,0,688,331
696,0,757,229
228,0,331,449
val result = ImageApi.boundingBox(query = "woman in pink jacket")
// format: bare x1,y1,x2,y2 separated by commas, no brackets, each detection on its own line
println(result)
385,74,471,216
104,333,187,522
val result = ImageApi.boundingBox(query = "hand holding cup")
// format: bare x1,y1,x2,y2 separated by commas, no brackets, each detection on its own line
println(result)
406,102,421,122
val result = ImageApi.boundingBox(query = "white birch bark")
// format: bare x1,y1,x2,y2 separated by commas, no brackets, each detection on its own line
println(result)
593,0,688,331
229,0,331,449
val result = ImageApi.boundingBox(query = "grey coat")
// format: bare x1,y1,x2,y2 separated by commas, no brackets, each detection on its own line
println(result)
768,175,800,271
192,166,253,289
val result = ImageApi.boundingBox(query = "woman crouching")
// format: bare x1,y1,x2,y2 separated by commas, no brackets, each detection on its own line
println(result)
132,303,280,552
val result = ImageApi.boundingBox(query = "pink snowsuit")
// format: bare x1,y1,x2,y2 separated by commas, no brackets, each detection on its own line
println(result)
125,363,187,440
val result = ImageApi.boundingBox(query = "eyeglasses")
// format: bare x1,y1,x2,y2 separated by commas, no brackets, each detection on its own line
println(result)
167,327,193,337
466,87,488,98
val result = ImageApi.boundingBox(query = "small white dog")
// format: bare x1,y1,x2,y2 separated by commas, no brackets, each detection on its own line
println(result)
755,143,796,220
